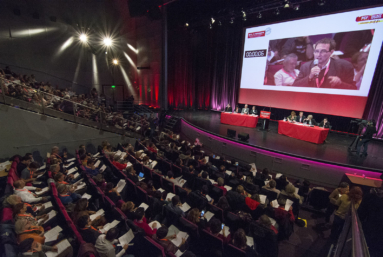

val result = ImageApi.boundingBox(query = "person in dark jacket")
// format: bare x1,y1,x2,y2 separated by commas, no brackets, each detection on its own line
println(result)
77,214,101,245
357,120,377,156
152,226,188,255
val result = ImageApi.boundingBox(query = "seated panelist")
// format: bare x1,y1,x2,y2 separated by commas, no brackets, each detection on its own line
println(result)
233,105,241,113
287,111,297,122
304,115,317,126
295,112,306,123
319,118,331,128
225,104,232,112
241,104,249,114
250,106,257,115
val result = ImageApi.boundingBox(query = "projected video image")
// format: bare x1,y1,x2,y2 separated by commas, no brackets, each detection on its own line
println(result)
264,29,374,90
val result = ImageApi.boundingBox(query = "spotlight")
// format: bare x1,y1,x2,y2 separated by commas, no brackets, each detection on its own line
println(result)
274,8,280,15
230,17,234,24
185,23,189,27
103,37,112,47
209,23,212,29
293,5,300,11
113,59,119,65
211,17,215,24
79,33,88,42
318,0,326,6
284,1,290,8
257,12,262,19
242,10,246,18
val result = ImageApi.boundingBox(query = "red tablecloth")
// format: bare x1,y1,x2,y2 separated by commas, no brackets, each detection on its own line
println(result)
278,120,330,144
221,112,259,128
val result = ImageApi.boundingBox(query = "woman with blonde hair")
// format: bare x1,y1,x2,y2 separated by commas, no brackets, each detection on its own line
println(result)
186,208,207,229
287,111,297,122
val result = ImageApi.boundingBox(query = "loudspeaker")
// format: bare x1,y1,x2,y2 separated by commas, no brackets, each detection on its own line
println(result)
227,129,236,138
127,0,147,17
238,132,249,142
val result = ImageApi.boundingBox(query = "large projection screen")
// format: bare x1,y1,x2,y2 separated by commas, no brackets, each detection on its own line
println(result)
238,6,383,118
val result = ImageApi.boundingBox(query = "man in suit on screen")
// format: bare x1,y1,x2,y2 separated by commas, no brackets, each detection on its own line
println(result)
292,38,356,90
241,104,249,114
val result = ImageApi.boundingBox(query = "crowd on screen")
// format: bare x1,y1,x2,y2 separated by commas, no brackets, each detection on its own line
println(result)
265,30,374,90
3,120,383,257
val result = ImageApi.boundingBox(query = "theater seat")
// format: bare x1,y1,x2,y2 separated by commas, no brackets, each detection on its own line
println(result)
225,244,246,257
1,208,13,223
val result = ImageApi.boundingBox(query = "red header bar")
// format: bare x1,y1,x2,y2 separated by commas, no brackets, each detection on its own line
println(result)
356,13,383,22
248,31,265,38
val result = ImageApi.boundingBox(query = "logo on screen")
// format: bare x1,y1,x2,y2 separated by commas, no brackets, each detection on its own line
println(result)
356,13,383,22
248,31,265,38
245,50,267,58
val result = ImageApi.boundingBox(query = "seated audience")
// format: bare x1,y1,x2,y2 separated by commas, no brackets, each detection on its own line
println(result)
17,156,32,177
216,196,232,212
15,219,45,244
85,159,100,176
57,184,81,205
112,155,128,171
105,182,122,202
187,208,207,229
215,177,227,196
262,180,280,197
153,226,188,255
13,180,49,203
230,228,257,255
18,238,59,257
167,196,186,217
95,228,131,257
281,184,302,204
209,218,230,243
134,207,157,237
121,201,137,220
72,198,106,227
77,214,101,245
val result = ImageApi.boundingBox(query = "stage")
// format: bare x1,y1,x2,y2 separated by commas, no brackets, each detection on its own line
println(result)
175,111,383,172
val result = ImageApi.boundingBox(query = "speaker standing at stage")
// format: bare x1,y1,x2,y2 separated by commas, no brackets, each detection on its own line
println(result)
357,120,377,157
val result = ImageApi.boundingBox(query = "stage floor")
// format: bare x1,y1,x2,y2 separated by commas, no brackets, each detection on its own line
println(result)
175,111,383,172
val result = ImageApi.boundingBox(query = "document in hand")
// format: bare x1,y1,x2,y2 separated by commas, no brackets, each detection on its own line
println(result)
100,220,120,233
246,236,254,247
204,211,215,222
36,201,53,211
116,180,126,193
205,156,209,163
44,226,63,243
166,192,176,201
64,162,75,168
75,183,86,191
66,158,76,162
93,152,100,157
149,221,161,229
90,209,105,221
115,150,122,156
225,170,232,176
167,225,189,247
119,229,135,245
271,200,279,208
120,152,127,159
180,202,191,213
219,226,230,237
100,165,107,172
206,195,212,202
39,210,57,224
36,187,49,196
67,167,78,175
37,171,46,178
151,161,158,169
259,195,267,204
73,173,80,179
73,178,84,186
45,239,71,257
285,199,294,211
224,185,232,191
275,173,283,179
94,160,101,168
139,203,149,211
82,193,92,200
158,188,165,193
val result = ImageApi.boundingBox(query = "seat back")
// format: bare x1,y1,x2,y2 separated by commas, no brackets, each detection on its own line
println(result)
201,229,223,253
172,165,182,178
210,186,224,203
207,203,224,222
137,186,148,203
261,188,278,202
175,186,188,203
225,244,247,257
162,179,175,194
152,172,163,189
253,178,265,188
143,236,165,257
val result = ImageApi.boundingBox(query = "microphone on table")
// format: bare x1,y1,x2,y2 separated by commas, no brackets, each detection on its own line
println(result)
313,59,319,78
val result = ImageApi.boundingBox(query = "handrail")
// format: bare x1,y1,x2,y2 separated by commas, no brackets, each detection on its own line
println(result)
351,203,370,257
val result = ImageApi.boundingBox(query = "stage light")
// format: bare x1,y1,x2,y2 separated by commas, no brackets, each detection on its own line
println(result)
293,5,300,11
112,59,119,65
284,1,290,8
230,17,234,24
185,23,189,27
257,12,262,19
274,8,280,15
79,33,88,42
211,17,215,24
209,23,212,29
318,0,326,6
103,37,112,47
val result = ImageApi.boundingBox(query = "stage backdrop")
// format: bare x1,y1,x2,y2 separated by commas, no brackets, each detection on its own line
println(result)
239,6,383,118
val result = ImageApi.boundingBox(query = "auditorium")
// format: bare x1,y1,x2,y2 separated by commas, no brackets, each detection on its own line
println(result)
1,0,383,257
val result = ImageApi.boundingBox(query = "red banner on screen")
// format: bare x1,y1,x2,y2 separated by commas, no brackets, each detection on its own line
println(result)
248,31,265,38
356,13,383,22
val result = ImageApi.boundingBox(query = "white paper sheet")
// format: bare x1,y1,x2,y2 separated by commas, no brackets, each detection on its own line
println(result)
90,209,105,221
149,221,162,229
158,188,165,193
94,160,100,168
166,192,176,201
208,179,217,185
139,203,149,211
224,185,232,191
271,200,279,208
275,173,283,179
151,161,158,169
259,195,267,204
225,170,232,176
35,187,49,195
38,210,56,224
64,162,74,168
115,150,122,156
44,226,63,243
93,152,100,157
171,231,189,247
82,193,92,200
116,179,126,193
219,226,230,237
100,220,120,233
120,152,127,159
269,217,277,226
246,236,254,247
285,199,294,211
100,165,106,172
118,229,135,245
67,167,78,175
37,164,46,171
45,239,71,257
206,195,212,202
66,158,76,162
204,211,215,222
180,202,191,213
205,156,209,163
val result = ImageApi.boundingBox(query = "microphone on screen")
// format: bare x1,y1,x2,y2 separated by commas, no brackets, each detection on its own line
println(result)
313,59,319,78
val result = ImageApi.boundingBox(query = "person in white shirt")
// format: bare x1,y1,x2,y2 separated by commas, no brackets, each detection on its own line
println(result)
274,53,300,86
351,52,368,90
95,228,132,257
13,180,49,203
